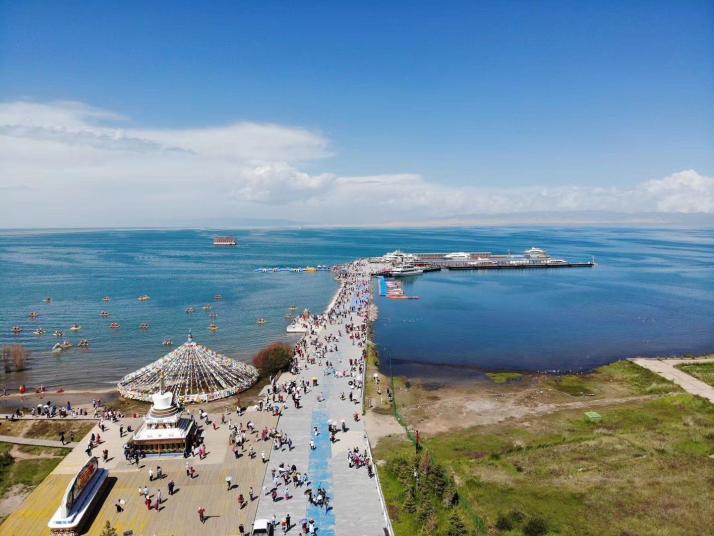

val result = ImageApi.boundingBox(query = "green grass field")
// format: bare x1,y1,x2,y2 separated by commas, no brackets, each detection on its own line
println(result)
677,361,714,387
486,372,523,384
0,443,70,497
375,360,714,535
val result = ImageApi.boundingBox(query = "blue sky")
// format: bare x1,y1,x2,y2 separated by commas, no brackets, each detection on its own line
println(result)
1,1,713,227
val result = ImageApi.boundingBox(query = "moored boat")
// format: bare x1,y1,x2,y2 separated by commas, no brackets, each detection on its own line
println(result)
110,322,120,329
139,323,150,330
208,323,219,332
103,296,111,302
100,311,110,318
29,311,39,319
162,337,173,346
70,323,81,332
34,328,45,336
138,295,151,302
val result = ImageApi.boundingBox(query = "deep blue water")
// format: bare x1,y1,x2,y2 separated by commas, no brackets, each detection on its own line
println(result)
1,227,713,388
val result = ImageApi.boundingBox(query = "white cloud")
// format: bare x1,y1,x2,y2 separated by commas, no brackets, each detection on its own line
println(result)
0,100,712,227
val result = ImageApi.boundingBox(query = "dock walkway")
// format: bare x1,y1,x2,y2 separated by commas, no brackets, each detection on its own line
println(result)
254,261,389,535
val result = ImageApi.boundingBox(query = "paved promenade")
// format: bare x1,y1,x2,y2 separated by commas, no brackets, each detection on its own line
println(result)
0,434,78,448
631,357,714,403
255,261,390,535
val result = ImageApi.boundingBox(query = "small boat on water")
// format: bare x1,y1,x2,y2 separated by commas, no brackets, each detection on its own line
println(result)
29,311,39,319
43,297,52,304
110,322,120,329
100,311,110,318
257,318,266,325
69,324,81,332
202,304,212,311
138,295,151,302
11,325,23,334
213,236,237,246
60,340,73,349
185,307,195,314
214,294,223,301
208,323,219,332
53,330,64,337
162,337,173,346
209,312,218,320
289,305,297,310
103,296,111,303
52,343,63,353
78,339,90,348
33,328,45,336
139,323,150,330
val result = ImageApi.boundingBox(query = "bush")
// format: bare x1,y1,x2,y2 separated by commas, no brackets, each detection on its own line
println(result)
495,513,513,531
252,342,293,378
524,516,548,536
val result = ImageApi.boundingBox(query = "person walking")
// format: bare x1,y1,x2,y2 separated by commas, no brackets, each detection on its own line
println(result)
197,506,206,523
226,475,232,490
168,479,175,495
149,468,154,482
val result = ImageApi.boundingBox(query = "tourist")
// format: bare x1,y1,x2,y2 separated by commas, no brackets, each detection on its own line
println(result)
249,486,255,500
59,431,65,445
185,461,190,477
226,475,232,490
145,496,152,510
168,479,175,495
114,499,123,513
197,506,206,523
149,468,154,481
238,493,245,508
239,524,245,535
102,448,108,462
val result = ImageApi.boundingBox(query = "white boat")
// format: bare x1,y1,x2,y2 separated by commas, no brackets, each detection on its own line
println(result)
52,343,63,353
444,252,471,260
70,324,81,332
389,265,423,277
382,250,418,263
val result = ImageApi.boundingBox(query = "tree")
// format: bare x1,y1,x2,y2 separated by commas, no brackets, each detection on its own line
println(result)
100,521,118,536
2,345,29,372
446,510,468,536
252,342,293,378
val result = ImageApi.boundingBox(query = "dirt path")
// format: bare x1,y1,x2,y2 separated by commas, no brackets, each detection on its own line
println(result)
630,357,714,403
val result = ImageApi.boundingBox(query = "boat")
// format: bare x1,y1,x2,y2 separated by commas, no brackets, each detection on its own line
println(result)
305,266,318,273
208,323,219,332
213,236,237,246
52,343,63,353
214,294,223,301
53,330,64,337
60,340,73,349
444,252,471,260
100,311,110,318
257,318,266,325
202,304,212,311
289,305,297,310
185,307,194,314
138,295,151,302
103,296,111,303
69,324,81,332
209,312,218,320
382,250,418,263
11,325,23,334
43,297,52,304
389,265,424,277
139,323,150,330
162,338,173,346
78,339,90,348
110,322,120,329
33,328,45,336
29,311,39,319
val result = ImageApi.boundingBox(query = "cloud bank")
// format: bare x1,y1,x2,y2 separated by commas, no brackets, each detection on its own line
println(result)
1,100,712,228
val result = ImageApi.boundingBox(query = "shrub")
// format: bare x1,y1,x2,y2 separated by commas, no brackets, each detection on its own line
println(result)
524,516,548,536
495,513,513,531
252,342,293,378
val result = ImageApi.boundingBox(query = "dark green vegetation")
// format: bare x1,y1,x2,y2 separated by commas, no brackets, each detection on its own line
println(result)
376,360,714,535
677,361,714,387
0,419,95,441
252,342,293,377
0,443,70,497
486,372,523,384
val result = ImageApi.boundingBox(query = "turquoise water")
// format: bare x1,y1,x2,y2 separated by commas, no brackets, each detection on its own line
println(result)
1,227,713,388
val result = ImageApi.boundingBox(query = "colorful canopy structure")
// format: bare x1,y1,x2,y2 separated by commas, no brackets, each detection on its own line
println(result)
117,333,259,403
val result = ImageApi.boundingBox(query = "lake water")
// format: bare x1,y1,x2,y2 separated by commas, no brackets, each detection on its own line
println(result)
1,227,712,389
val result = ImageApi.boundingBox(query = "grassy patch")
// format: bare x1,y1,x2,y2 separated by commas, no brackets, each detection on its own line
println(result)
486,372,523,384
0,419,94,441
0,443,67,497
402,395,714,534
677,361,714,387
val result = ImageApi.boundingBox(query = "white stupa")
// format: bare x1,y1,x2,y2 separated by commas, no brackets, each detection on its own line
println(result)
130,373,197,454
118,333,259,403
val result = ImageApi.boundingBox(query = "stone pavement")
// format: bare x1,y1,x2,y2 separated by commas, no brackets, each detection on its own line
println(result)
1,409,278,535
255,263,390,535
631,357,714,403
0,434,78,448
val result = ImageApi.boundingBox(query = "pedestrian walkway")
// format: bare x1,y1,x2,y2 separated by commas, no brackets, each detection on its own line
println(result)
254,261,390,535
0,434,78,448
631,357,714,403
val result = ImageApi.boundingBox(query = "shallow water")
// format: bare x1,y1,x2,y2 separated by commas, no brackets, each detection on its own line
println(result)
1,227,713,388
